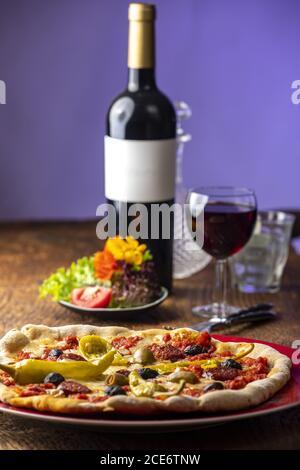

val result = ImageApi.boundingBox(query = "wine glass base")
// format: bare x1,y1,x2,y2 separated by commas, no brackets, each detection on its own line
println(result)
192,303,239,320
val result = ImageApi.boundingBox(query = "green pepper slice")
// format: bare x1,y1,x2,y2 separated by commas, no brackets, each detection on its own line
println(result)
129,371,185,398
153,380,185,398
0,350,116,385
129,370,157,397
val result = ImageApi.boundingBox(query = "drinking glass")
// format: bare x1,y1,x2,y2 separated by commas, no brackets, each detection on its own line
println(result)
186,186,257,320
230,211,295,293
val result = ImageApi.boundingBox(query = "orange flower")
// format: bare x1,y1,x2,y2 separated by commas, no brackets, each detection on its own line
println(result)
94,250,119,281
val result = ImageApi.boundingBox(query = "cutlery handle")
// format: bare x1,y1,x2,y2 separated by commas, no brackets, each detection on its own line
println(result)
227,303,274,320
227,310,277,325
191,310,277,332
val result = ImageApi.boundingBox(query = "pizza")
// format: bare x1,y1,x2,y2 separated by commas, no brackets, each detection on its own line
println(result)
0,324,291,415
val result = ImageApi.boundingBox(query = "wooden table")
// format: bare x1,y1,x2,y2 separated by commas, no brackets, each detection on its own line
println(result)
0,221,300,450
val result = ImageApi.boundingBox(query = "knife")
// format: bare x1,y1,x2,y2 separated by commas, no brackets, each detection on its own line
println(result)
191,310,277,333
192,302,273,316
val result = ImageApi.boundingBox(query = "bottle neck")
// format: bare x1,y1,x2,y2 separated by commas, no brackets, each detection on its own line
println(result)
127,68,156,91
127,7,155,92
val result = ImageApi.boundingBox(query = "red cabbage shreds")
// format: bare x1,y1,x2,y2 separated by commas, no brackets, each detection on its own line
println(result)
110,262,161,308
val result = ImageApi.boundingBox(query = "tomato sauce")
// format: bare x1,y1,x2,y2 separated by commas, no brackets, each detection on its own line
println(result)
226,357,269,389
16,351,33,361
183,386,203,398
61,336,79,350
111,336,142,350
89,395,108,403
168,331,212,351
185,365,204,377
19,383,55,397
1,372,15,386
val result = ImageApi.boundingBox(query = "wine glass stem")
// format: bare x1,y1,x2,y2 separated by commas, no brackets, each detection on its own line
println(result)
215,259,228,319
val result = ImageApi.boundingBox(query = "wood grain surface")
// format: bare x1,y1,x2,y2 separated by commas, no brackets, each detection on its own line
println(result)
0,221,300,450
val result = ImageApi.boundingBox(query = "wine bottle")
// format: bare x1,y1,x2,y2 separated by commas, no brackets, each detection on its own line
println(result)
105,3,176,290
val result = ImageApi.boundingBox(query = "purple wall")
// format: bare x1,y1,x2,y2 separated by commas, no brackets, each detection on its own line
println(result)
0,0,299,220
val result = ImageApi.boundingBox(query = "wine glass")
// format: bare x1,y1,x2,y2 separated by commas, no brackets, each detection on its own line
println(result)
186,186,257,321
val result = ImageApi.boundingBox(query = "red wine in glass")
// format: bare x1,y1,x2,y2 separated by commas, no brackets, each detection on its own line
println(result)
187,186,257,320
192,202,257,259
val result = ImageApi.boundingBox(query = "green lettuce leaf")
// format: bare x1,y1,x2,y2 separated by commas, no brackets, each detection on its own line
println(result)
39,256,100,302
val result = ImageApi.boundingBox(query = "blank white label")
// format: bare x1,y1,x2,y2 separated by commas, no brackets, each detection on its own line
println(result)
104,136,176,202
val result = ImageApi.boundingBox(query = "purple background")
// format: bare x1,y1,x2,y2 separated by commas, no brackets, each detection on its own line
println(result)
0,0,299,220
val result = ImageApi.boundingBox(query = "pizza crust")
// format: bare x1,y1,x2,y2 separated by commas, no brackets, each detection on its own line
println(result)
0,324,292,415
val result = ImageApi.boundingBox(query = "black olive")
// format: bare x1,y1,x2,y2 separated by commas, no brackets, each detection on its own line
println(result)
222,359,242,370
105,385,127,396
184,345,207,356
203,382,224,393
138,368,159,380
44,372,65,386
48,349,63,359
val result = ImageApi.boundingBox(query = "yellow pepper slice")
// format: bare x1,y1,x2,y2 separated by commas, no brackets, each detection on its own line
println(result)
0,350,116,385
79,335,128,366
112,352,129,366
150,358,219,374
149,343,254,374
79,335,110,363
233,343,254,360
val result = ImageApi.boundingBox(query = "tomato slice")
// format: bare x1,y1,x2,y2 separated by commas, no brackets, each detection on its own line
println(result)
71,286,112,309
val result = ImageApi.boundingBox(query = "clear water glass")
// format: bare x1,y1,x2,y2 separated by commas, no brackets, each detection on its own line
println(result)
230,211,295,293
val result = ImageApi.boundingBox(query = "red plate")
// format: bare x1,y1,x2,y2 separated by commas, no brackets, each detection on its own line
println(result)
0,334,299,433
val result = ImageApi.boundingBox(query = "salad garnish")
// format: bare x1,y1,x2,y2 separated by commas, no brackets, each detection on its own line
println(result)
39,236,161,308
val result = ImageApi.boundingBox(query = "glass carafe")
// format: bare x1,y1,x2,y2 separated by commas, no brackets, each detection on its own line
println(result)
173,101,211,279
